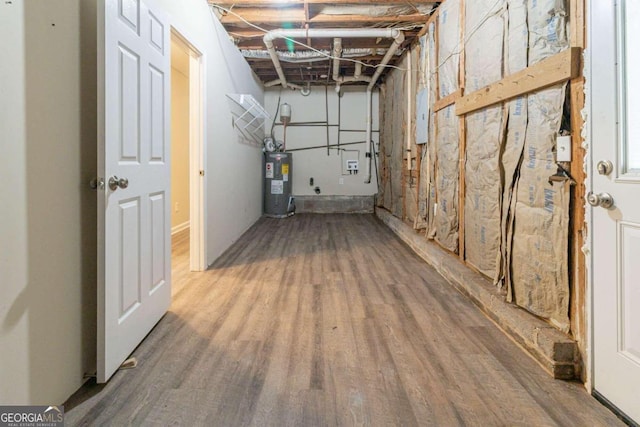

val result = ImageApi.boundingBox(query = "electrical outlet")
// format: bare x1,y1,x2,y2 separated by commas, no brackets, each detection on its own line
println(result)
556,135,572,162
339,177,344,185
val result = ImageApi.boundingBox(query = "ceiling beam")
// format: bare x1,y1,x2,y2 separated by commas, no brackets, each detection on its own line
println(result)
219,8,428,24
211,0,437,5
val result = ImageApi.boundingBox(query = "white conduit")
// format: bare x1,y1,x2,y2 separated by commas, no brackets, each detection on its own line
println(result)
262,28,404,183
332,38,343,80
406,49,412,171
364,31,404,183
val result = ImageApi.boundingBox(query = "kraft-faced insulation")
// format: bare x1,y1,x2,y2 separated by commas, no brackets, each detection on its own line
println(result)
464,0,506,279
510,0,571,332
434,105,459,253
378,0,573,333
501,0,529,293
433,0,461,253
390,65,405,218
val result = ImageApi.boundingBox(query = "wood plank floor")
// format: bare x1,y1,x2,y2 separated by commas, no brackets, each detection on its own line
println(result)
65,214,622,426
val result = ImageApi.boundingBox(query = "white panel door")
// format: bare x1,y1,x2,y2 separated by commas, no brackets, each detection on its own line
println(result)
591,1,640,423
97,0,171,383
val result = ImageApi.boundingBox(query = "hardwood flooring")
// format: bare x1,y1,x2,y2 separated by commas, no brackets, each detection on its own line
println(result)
65,214,622,426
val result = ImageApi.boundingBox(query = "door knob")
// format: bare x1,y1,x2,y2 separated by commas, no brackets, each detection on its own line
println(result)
108,176,129,191
597,160,613,176
587,192,614,209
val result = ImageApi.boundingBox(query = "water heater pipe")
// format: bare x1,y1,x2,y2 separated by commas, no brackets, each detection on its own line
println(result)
262,28,405,183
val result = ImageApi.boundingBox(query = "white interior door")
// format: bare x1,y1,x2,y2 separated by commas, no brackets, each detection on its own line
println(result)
591,1,640,423
97,0,171,383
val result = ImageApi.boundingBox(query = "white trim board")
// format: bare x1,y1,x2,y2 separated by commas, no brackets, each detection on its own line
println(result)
172,221,190,235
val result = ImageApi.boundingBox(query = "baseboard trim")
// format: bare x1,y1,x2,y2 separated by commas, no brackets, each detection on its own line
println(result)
171,221,190,235
294,195,374,214
375,207,581,380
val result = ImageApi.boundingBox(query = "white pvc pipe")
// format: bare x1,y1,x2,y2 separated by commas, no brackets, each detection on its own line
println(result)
364,31,405,184
332,38,372,87
264,79,282,88
365,87,373,183
354,62,363,79
263,28,400,92
261,27,404,184
406,49,412,171
332,38,342,81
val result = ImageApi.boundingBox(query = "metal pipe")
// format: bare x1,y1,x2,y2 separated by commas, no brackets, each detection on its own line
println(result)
242,47,391,62
286,140,366,152
325,85,330,156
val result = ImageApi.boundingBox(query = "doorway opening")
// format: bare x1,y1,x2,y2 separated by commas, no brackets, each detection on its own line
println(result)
170,30,205,296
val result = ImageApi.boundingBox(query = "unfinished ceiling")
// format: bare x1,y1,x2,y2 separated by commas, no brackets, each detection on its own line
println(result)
209,1,439,88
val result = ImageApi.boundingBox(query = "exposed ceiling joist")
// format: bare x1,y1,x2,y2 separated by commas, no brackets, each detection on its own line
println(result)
209,1,440,87
210,0,436,5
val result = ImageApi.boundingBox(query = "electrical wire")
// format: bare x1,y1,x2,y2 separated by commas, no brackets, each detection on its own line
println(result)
210,4,409,72
427,0,506,80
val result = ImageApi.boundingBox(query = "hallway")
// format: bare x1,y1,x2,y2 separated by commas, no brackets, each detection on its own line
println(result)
65,214,621,426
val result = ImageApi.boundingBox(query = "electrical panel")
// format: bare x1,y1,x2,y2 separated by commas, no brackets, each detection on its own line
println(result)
416,88,428,145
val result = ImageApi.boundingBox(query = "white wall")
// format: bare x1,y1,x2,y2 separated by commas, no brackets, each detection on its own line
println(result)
264,86,380,196
158,0,264,264
0,0,262,405
170,44,191,230
0,0,97,404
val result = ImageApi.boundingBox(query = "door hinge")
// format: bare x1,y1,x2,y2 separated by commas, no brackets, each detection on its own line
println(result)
90,177,105,190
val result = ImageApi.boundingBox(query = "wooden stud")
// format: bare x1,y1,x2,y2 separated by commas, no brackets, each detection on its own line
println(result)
431,8,440,238
415,143,423,229
401,52,408,221
458,0,466,259
417,8,440,38
570,0,585,49
455,47,582,116
568,0,586,380
433,88,462,112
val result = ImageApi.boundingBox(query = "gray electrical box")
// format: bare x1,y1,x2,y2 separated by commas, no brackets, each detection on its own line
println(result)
264,152,295,218
416,88,428,145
